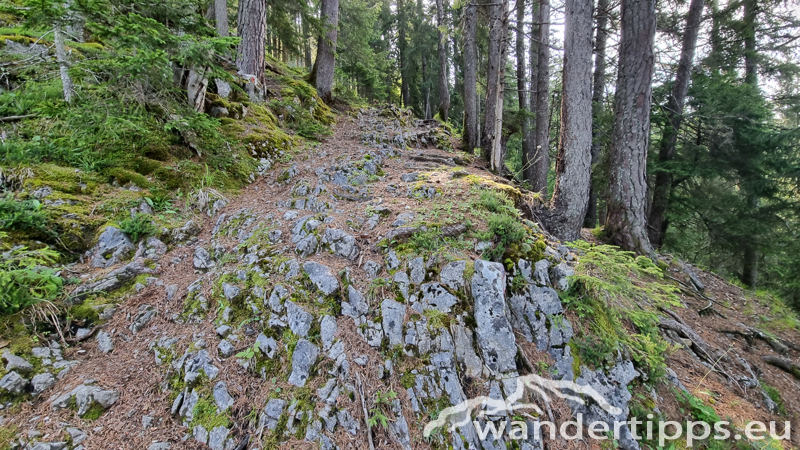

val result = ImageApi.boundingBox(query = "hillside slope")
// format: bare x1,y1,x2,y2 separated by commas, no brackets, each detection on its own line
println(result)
1,107,798,450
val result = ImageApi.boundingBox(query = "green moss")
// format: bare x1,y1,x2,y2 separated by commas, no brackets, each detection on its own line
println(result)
400,371,417,389
0,423,18,450
82,403,106,420
762,382,786,415
191,396,231,429
104,167,150,189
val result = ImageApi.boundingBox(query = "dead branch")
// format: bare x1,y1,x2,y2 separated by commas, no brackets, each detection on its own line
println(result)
355,371,375,450
762,355,800,380
0,114,37,122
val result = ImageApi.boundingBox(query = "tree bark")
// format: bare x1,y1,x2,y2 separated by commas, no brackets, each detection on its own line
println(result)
482,0,510,173
236,0,266,83
538,0,593,240
215,0,228,37
302,14,313,69
463,0,478,152
646,0,705,247
743,0,757,86
525,1,539,184
606,0,656,256
436,0,451,121
517,0,533,183
398,0,411,108
423,54,432,119
583,0,609,228
313,0,339,104
54,25,75,104
532,0,551,194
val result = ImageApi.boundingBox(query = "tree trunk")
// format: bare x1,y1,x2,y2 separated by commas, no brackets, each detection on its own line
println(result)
606,0,656,256
215,0,228,37
583,0,609,228
314,0,339,104
517,0,533,183
743,0,757,86
525,1,539,184
646,0,705,246
538,0,593,240
398,0,411,108
463,0,478,152
303,14,313,69
436,0,451,121
532,0,551,194
54,25,75,104
482,0,510,173
236,0,266,83
423,54,432,119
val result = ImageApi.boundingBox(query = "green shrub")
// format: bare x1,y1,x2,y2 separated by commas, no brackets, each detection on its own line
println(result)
0,232,63,314
0,195,53,238
118,214,157,242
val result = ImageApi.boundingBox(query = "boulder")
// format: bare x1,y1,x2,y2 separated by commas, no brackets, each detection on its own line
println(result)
90,227,135,269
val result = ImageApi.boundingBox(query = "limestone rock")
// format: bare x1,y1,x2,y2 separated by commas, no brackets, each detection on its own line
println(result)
90,226,135,268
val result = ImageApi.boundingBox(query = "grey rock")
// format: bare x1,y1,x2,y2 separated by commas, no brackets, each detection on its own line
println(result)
320,315,337,351
453,325,483,378
90,226,135,268
386,250,400,270
268,284,288,312
303,261,339,296
409,257,425,284
285,301,313,337
288,339,319,387
178,389,199,422
208,426,229,450
419,283,459,313
337,409,359,435
165,284,179,301
142,414,153,429
171,392,184,416
400,173,419,182
392,212,416,227
472,260,516,373
147,443,171,450
0,371,27,394
305,419,323,441
549,262,575,291
259,398,287,431
363,261,381,278
194,425,209,444
52,384,119,416
193,247,214,270
217,340,235,358
142,237,167,260
440,261,466,290
295,233,319,257
282,259,300,279
381,299,406,346
31,347,51,358
96,331,114,354
3,350,32,372
388,400,412,450
172,220,201,243
129,305,156,334
213,382,234,412
221,283,241,300
255,334,278,359
183,350,220,386
67,427,87,444
70,257,158,301
342,285,368,318
531,286,562,316
533,259,551,286
393,271,410,300
215,325,232,338
322,228,359,260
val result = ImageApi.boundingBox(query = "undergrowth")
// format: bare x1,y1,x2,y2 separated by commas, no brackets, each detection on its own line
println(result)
562,242,680,381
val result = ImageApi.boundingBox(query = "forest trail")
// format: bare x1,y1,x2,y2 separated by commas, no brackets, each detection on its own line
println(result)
4,107,800,450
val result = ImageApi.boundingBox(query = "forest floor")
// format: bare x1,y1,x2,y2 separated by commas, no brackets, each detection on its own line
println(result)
1,108,799,450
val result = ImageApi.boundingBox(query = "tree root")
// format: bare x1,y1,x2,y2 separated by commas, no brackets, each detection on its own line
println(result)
718,323,789,355
762,355,800,380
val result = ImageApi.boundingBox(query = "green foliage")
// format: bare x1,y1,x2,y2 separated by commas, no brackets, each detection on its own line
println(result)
761,382,786,415
562,242,680,380
235,340,261,360
118,214,157,242
0,195,53,239
368,390,397,429
676,390,721,424
0,233,63,314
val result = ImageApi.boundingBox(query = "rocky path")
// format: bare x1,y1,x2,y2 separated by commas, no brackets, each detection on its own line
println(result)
3,107,799,450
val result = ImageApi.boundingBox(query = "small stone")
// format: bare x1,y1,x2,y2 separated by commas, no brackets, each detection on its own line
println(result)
303,261,340,296
193,247,214,270
288,339,319,387
385,250,400,270
409,257,425,284
440,261,466,290
259,399,286,431
2,350,32,372
165,285,179,301
215,325,232,338
217,340,235,358
381,299,406,346
147,443,170,450
31,372,55,395
142,415,153,429
75,328,93,340
221,283,241,300
320,315,337,351
213,382,234,412
363,261,381,278
550,262,575,291
285,301,313,337
255,334,278,359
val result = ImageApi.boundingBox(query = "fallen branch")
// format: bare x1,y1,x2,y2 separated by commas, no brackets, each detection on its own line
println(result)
718,324,789,355
65,325,102,343
355,371,375,450
762,355,800,380
0,114,37,122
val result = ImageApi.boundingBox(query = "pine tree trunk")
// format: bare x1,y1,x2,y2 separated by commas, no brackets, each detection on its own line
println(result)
647,0,705,247
54,25,75,104
525,1,539,184
463,0,478,152
398,0,411,108
517,0,533,183
215,0,228,37
538,0,593,240
303,15,313,69
532,0,551,195
423,54,432,119
583,0,609,228
606,0,656,256
314,0,339,104
436,0,450,121
236,0,266,83
482,0,510,173
740,0,759,286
